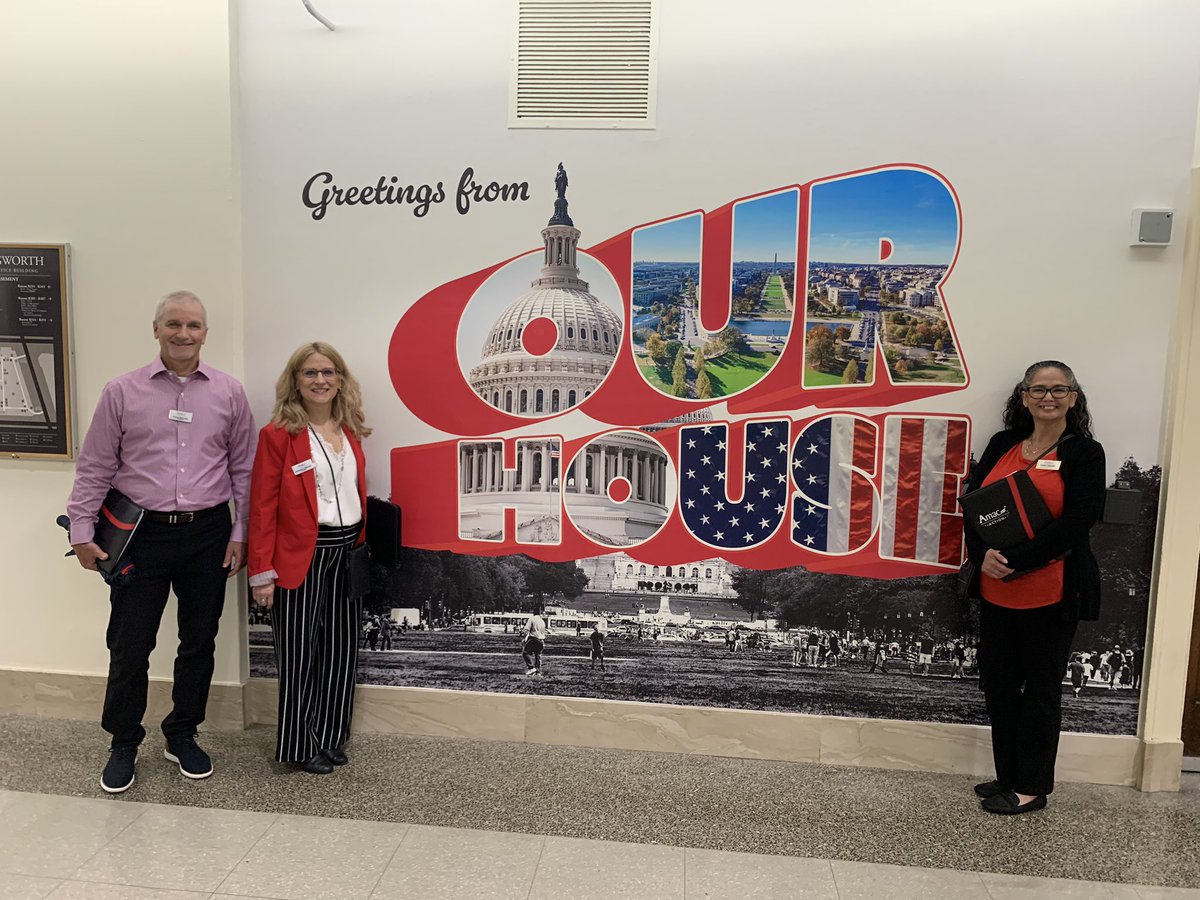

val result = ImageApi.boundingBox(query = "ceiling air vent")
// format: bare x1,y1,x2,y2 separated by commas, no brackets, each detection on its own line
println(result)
510,0,658,130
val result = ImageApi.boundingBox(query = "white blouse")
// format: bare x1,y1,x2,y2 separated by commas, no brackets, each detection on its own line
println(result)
308,429,362,526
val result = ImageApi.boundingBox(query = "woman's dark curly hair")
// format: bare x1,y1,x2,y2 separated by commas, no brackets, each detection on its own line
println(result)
1001,360,1093,439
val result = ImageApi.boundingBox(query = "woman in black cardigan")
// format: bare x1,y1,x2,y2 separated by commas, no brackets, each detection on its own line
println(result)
963,360,1105,815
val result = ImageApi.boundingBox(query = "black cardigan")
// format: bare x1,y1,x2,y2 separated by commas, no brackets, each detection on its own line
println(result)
963,429,1106,621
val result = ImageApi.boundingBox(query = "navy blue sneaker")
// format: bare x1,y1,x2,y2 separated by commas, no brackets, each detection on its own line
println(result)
101,745,137,794
164,733,213,780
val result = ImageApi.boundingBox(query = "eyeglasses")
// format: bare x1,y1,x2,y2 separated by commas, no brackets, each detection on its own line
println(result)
299,368,339,381
1023,385,1074,399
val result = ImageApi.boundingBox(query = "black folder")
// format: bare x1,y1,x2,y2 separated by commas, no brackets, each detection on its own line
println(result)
366,495,402,567
94,488,145,577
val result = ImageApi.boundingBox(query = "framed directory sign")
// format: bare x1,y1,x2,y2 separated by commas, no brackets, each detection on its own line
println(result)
0,243,74,459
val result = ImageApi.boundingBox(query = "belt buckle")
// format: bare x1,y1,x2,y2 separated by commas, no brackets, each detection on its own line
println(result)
168,511,194,525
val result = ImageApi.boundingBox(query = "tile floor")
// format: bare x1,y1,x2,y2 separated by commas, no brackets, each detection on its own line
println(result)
1,789,1197,900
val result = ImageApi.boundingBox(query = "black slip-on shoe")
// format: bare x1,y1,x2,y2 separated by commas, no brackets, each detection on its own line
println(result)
973,779,1006,799
981,790,1047,815
300,753,334,775
322,748,348,766
101,745,137,794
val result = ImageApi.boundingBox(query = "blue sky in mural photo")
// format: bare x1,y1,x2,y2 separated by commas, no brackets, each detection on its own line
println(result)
808,169,958,265
633,213,703,263
732,189,799,264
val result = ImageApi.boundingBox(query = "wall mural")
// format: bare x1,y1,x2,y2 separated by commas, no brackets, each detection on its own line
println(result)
250,163,1153,736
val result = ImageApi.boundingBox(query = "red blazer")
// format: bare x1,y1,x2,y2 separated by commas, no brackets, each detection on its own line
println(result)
248,422,367,590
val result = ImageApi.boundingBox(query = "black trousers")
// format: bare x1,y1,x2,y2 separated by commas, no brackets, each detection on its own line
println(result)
102,508,232,747
978,599,1078,796
270,523,361,763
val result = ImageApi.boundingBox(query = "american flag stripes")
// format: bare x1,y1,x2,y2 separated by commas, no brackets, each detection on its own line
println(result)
791,415,879,554
878,415,970,567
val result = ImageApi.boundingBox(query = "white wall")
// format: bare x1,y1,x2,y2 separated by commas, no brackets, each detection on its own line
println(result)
238,0,1200,488
0,2,245,683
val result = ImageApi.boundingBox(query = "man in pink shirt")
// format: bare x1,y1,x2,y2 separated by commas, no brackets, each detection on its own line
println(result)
67,291,255,794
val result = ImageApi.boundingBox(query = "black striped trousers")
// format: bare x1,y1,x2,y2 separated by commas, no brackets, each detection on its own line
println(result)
270,522,362,763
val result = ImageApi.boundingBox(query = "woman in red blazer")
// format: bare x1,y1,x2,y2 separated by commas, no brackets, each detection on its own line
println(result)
248,341,369,774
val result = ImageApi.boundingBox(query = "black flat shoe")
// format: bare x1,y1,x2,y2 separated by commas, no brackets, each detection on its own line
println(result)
973,779,1006,799
981,790,1047,815
299,753,334,775
322,748,348,766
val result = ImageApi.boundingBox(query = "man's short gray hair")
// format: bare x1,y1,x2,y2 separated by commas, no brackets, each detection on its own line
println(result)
154,290,207,324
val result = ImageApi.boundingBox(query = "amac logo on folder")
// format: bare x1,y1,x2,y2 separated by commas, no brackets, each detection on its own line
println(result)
978,507,1010,526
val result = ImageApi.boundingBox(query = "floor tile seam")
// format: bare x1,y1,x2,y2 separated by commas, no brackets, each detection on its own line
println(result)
209,811,283,896
829,859,992,896
523,833,550,900
363,820,412,899
57,795,156,882
45,872,219,894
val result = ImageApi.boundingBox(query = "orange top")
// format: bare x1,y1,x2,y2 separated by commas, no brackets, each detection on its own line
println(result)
979,443,1065,609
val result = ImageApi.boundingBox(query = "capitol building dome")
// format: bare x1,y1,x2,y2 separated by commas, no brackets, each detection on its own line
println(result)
469,176,622,417
458,167,670,547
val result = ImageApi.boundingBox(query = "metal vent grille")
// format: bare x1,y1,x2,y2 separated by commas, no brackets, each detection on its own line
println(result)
510,0,658,130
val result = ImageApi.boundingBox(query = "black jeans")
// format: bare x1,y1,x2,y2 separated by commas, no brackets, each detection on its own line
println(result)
978,599,1078,796
101,508,231,747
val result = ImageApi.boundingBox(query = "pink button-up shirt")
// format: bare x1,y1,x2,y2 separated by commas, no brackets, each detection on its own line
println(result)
67,357,256,544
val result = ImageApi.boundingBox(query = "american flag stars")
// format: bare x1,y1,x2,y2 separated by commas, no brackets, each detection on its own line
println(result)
679,419,790,550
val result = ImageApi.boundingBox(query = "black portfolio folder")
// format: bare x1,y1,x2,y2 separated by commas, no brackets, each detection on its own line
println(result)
366,495,402,567
93,488,145,577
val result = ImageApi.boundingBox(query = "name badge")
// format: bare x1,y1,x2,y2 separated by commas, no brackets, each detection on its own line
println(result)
1036,459,1062,471
292,459,316,475
168,409,193,423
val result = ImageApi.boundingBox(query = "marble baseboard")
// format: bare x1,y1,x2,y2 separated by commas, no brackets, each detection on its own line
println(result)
1137,738,1185,791
246,678,1142,787
1,668,1148,788
0,668,245,732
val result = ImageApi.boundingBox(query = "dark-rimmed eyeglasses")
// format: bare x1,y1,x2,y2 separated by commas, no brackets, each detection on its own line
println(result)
299,368,339,381
1023,385,1074,399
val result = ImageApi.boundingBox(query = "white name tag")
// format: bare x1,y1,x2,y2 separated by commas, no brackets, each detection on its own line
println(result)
1036,459,1062,471
292,459,316,475
168,409,193,423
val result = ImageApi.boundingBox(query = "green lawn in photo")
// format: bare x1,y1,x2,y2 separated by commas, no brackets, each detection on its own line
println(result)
889,359,966,384
803,365,845,387
635,355,674,393
705,349,776,395
761,274,789,311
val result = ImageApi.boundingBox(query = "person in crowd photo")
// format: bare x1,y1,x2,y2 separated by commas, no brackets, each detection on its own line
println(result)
523,610,548,675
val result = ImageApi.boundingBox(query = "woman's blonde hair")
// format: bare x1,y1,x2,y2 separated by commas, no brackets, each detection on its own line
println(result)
271,341,372,439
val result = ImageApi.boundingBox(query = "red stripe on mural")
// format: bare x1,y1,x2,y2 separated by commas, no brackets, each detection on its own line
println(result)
944,418,968,473
938,417,969,565
891,418,925,558
848,420,877,550
849,471,875,551
937,477,964,565
940,472,959,514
